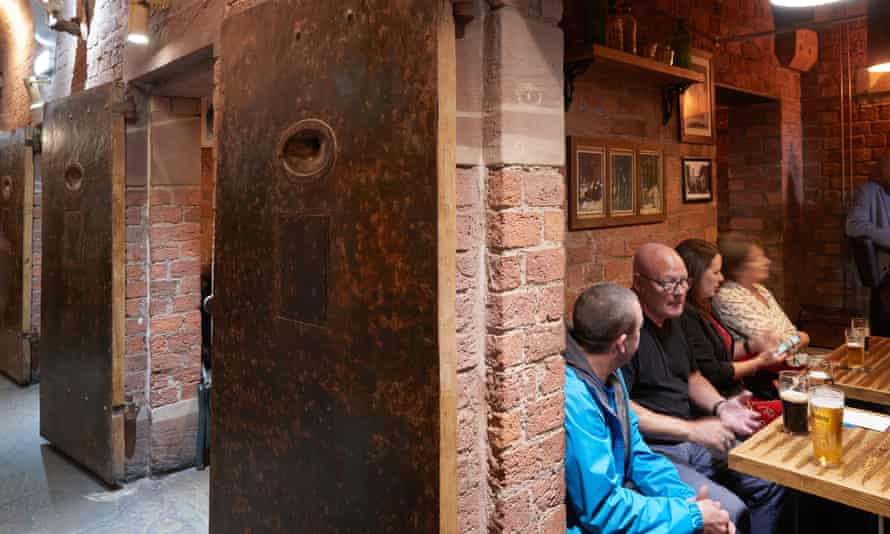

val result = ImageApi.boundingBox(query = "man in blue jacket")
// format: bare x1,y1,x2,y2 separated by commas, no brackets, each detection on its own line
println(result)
565,283,734,534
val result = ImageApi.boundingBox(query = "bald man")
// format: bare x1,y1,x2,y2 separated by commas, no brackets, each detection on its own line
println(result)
847,149,890,337
620,243,785,534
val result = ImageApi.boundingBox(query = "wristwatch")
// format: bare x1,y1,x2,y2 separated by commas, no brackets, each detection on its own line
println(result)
711,399,727,416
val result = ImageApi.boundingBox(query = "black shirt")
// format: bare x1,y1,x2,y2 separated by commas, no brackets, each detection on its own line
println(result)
679,306,744,399
621,315,697,428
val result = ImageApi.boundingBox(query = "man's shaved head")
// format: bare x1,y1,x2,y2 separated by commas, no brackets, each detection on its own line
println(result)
632,242,689,324
573,283,641,354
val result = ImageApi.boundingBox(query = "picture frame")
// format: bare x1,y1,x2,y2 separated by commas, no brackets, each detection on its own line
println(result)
637,149,663,215
682,158,713,203
568,136,666,230
609,148,635,216
679,50,715,144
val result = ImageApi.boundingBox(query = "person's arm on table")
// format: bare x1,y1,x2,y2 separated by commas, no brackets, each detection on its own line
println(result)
630,400,735,454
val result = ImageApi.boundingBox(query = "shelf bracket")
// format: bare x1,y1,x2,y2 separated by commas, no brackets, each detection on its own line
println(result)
564,58,593,110
662,82,693,125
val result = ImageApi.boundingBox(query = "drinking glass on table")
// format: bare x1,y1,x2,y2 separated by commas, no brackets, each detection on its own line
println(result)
779,370,809,435
851,316,870,353
806,355,834,386
810,386,844,467
845,327,866,370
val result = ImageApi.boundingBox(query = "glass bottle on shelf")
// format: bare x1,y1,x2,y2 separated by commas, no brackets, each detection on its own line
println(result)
606,4,624,51
671,18,692,68
622,1,638,55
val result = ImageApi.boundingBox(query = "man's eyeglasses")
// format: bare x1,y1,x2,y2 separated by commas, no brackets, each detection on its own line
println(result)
636,272,690,294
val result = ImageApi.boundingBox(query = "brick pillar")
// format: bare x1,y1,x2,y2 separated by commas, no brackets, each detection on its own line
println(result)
482,2,566,532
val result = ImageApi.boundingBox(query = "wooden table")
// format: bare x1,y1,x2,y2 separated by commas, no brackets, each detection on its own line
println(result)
825,337,890,407
729,409,890,517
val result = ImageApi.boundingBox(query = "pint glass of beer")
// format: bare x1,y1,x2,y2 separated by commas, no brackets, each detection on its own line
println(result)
779,371,809,435
845,327,865,370
811,386,844,467
852,317,870,354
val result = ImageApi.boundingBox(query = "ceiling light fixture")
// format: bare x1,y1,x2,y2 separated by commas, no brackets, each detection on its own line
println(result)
769,0,843,6
868,0,890,73
127,0,149,44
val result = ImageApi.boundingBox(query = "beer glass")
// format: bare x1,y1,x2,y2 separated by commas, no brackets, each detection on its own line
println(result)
845,327,865,370
779,371,809,435
811,386,844,467
806,356,834,386
852,316,870,354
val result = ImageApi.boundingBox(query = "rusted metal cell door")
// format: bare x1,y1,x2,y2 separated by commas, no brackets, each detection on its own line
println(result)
40,83,126,485
0,129,34,385
212,1,452,531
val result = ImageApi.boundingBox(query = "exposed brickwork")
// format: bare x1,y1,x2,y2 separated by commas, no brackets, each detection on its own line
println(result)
800,3,873,314
563,0,802,322
84,0,126,89
0,0,36,130
125,186,149,400
456,165,487,534
486,165,565,534
149,185,203,408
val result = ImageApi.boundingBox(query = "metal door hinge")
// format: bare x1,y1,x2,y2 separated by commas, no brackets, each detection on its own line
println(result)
24,125,42,154
19,331,39,343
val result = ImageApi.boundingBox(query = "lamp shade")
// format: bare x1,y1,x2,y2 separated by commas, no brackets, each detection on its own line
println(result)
127,0,149,44
770,0,842,6
868,0,890,73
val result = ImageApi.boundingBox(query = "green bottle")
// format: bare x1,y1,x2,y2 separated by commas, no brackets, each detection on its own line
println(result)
671,19,692,68
584,0,609,46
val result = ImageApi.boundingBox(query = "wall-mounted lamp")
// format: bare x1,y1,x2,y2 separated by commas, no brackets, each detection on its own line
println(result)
868,0,890,73
127,0,150,45
24,76,50,110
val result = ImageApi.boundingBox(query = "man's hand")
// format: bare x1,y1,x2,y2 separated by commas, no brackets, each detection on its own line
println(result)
687,418,736,453
697,497,735,534
717,391,762,437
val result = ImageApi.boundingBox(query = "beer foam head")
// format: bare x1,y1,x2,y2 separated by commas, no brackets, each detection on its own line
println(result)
811,387,844,409
780,390,808,403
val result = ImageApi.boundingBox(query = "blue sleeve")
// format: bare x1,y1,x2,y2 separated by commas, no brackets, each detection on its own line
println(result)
625,405,698,501
565,374,703,534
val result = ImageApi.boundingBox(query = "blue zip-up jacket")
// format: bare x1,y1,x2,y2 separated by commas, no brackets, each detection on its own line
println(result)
565,364,704,533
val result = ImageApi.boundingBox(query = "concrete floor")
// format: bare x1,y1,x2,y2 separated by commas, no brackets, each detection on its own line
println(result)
0,375,209,534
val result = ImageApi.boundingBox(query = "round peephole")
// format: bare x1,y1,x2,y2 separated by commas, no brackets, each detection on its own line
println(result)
278,119,337,182
65,163,84,192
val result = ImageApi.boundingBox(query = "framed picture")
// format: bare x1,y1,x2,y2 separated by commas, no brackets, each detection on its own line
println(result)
568,136,667,230
638,149,663,215
609,148,635,216
682,158,713,203
576,147,606,218
679,50,715,144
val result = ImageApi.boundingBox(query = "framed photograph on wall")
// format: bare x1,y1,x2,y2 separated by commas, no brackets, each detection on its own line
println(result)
638,149,663,215
568,136,667,230
609,148,635,216
682,158,713,203
679,50,715,144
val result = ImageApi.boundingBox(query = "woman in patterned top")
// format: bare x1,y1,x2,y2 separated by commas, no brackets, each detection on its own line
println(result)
676,239,786,408
712,236,809,398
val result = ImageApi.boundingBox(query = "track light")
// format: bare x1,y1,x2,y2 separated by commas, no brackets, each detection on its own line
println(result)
24,77,50,110
47,10,87,40
127,0,150,45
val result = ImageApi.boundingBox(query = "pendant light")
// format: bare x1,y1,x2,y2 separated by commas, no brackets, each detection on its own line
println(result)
868,0,890,73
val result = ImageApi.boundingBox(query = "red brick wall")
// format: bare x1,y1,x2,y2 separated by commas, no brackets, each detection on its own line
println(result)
0,0,36,130
800,4,874,315
149,185,203,408
485,165,566,533
125,186,149,399
563,0,802,319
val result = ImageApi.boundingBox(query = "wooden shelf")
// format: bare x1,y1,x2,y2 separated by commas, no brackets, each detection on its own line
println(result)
567,45,705,86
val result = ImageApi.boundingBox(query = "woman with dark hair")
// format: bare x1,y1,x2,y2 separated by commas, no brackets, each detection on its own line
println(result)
713,236,810,352
676,239,786,407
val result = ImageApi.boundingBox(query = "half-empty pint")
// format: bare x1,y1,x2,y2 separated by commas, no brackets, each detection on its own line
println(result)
811,386,844,467
780,389,809,435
